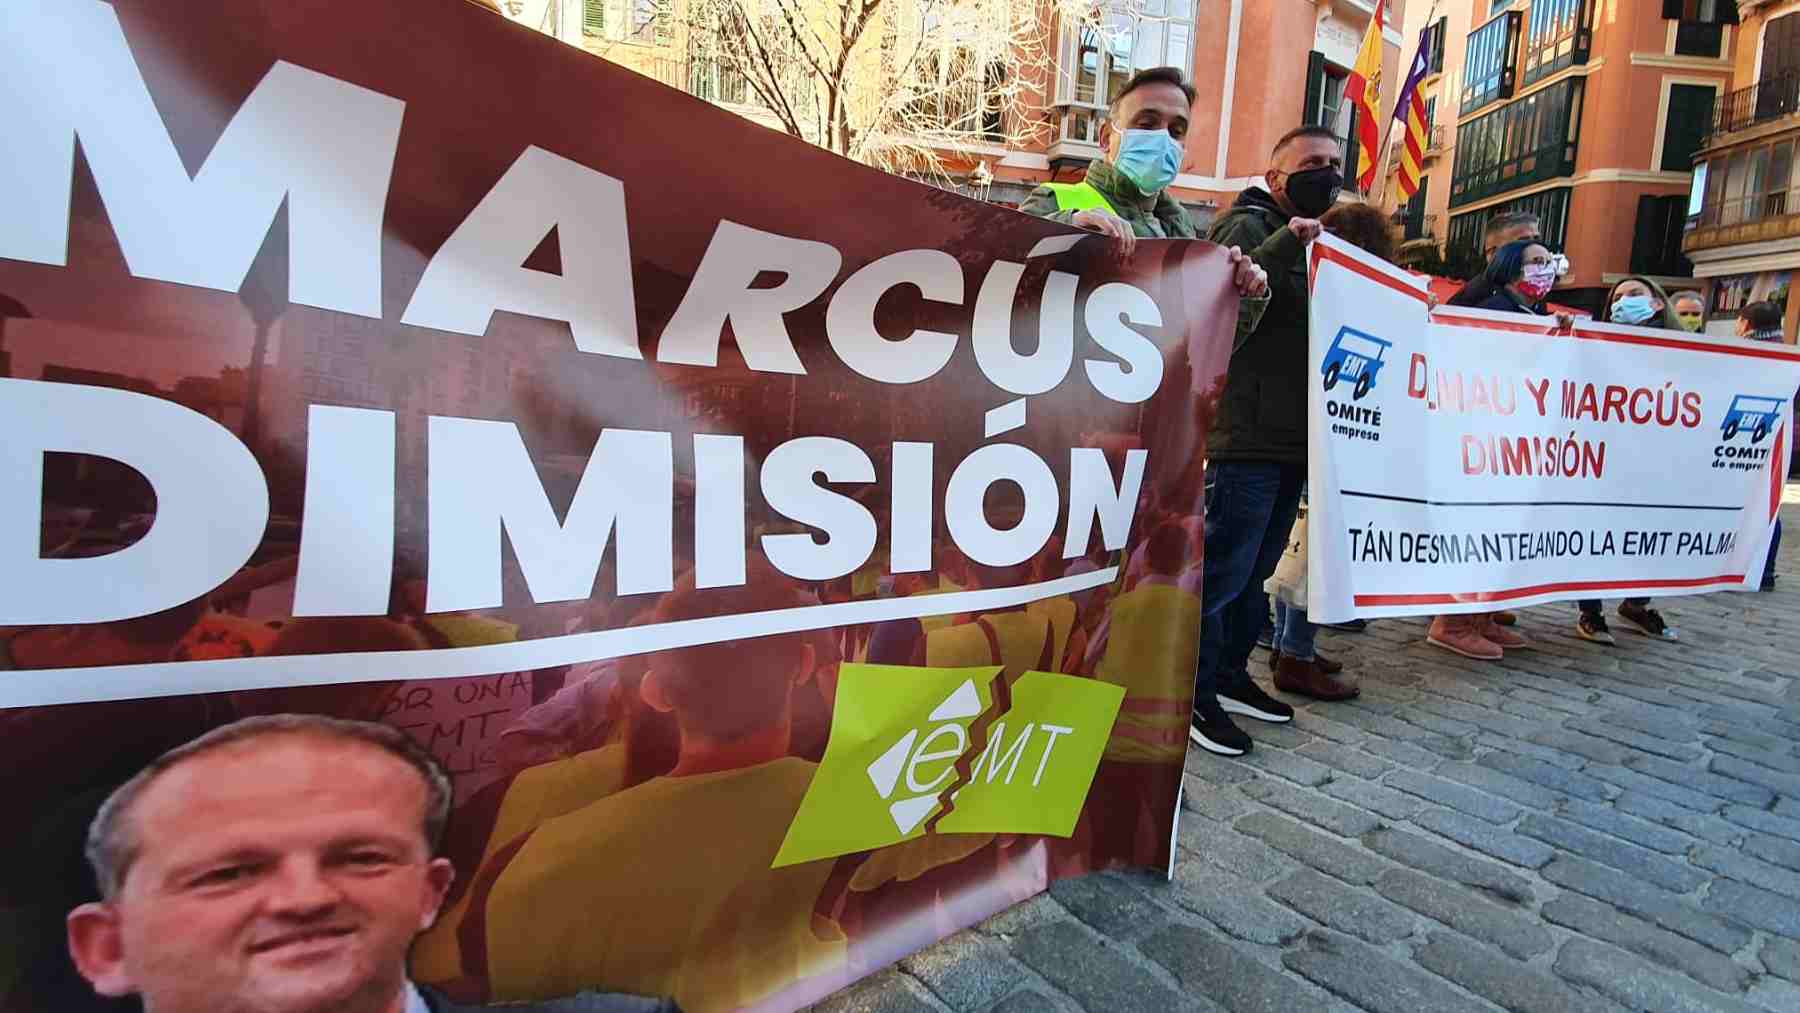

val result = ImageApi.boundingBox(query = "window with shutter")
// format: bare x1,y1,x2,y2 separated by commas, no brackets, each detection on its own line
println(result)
1674,22,1723,57
1302,50,1326,126
1661,84,1715,172
1764,14,1800,82
1630,195,1692,277
582,0,605,37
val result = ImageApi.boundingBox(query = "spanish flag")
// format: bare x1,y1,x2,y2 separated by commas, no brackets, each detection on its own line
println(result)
1392,26,1435,202
1343,0,1386,193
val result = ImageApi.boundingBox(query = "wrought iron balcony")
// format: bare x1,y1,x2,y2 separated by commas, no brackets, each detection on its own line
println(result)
1705,70,1800,146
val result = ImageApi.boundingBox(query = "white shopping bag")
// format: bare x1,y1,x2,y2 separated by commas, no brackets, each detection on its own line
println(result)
1265,503,1308,608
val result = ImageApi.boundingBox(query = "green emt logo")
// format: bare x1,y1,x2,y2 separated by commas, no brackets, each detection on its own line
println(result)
773,663,1125,868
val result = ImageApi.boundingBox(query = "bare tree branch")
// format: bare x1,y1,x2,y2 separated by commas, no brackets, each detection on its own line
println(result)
574,0,1124,177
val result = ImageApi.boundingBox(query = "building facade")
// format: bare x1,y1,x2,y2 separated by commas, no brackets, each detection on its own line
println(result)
1683,0,1800,339
1388,0,1735,313
496,0,1406,223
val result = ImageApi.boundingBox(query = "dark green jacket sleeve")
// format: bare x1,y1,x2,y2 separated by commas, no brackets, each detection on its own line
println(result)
1209,212,1303,351
1018,185,1080,225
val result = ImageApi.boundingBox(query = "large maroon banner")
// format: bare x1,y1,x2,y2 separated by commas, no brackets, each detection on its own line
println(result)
0,1,1238,1010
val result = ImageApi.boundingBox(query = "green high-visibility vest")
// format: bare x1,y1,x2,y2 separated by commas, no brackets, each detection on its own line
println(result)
1044,181,1118,215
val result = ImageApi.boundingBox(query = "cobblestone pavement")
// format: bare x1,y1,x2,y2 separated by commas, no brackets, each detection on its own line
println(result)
809,500,1800,1013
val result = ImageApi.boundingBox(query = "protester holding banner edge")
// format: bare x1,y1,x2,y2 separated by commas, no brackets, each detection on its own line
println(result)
1741,300,1790,592
1260,201,1399,686
1017,67,1272,317
1172,124,1355,758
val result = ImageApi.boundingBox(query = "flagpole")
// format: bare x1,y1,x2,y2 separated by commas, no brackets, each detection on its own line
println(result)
1375,116,1396,207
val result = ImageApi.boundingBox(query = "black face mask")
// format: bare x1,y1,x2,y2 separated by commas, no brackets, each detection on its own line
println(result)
1282,166,1343,218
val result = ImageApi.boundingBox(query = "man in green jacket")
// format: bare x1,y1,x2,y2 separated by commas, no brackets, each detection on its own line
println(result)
1185,124,1354,757
1018,66,1269,314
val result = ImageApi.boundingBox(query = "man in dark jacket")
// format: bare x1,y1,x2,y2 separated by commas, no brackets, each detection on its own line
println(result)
1187,125,1347,757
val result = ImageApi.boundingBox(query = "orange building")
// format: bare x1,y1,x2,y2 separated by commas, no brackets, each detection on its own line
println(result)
1683,0,1800,339
1387,0,1737,313
501,0,1408,226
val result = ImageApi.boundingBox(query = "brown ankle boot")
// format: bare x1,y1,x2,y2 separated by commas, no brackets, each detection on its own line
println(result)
1479,612,1528,649
1427,614,1503,660
1269,648,1341,673
1273,655,1360,700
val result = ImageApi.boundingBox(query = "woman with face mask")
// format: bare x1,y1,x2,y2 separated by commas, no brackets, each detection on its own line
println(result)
1567,278,1684,644
1602,276,1685,331
1422,241,1554,660
1467,240,1561,316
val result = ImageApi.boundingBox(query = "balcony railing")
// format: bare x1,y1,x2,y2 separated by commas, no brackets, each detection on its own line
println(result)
1686,184,1800,255
1425,125,1447,158
1694,186,1799,229
1706,71,1800,145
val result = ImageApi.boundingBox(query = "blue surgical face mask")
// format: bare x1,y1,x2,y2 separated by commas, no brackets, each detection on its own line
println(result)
1116,128,1183,195
1611,294,1658,325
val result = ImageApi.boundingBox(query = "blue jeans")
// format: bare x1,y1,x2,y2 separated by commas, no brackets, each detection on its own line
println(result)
1274,597,1318,661
1197,461,1306,698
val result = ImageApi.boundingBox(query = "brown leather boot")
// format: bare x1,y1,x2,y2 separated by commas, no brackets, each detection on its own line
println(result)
1273,655,1360,700
1269,649,1341,674
1479,612,1528,649
1427,614,1503,660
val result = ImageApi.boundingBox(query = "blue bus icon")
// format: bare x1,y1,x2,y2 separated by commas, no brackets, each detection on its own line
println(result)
1722,395,1787,443
1321,326,1393,400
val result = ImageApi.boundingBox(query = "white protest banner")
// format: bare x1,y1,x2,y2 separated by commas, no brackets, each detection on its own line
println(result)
1306,233,1800,622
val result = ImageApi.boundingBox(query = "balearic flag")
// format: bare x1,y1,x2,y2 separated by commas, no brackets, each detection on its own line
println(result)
1392,26,1434,201
1343,0,1386,193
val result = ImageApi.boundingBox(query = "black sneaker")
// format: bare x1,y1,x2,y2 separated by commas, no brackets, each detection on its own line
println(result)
1328,618,1368,632
1617,601,1679,640
1190,698,1252,756
1217,676,1295,724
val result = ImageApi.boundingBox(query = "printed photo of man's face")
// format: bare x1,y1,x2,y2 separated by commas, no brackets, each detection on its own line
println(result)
66,726,454,1013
